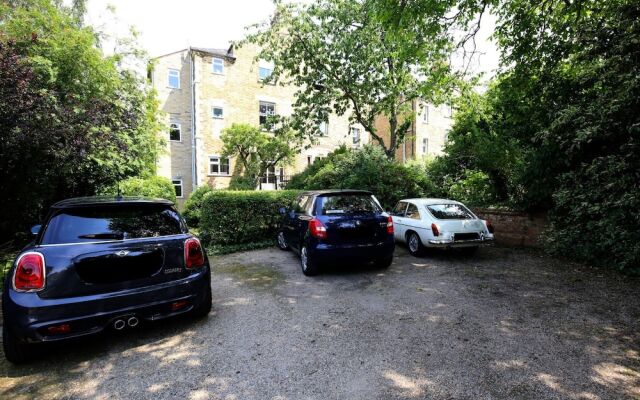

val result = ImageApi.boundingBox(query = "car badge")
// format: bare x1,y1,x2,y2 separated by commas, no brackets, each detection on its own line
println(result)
115,250,130,257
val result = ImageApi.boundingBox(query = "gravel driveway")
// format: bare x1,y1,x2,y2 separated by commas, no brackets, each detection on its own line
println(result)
1,246,638,399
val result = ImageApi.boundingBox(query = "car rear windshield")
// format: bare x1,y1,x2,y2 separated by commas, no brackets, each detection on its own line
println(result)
41,206,185,245
316,194,382,215
426,204,475,220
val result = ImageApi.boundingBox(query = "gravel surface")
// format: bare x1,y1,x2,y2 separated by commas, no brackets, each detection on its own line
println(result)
0,246,638,399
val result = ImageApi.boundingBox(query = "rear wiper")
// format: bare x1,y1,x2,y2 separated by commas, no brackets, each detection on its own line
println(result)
78,232,124,240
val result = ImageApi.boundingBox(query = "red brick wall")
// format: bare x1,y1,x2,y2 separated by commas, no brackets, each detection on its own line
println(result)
473,208,548,248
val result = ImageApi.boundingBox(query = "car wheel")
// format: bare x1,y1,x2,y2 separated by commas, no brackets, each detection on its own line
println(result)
406,231,424,257
300,245,319,276
191,282,212,319
3,323,35,364
375,255,393,269
276,231,289,251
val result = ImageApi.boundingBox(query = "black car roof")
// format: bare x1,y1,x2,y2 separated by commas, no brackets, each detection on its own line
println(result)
300,189,373,196
51,196,174,209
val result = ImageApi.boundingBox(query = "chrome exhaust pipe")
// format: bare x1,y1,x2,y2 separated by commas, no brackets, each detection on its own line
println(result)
113,319,126,330
127,316,139,328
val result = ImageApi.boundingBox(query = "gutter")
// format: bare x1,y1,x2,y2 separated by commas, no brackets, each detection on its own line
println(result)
189,48,198,190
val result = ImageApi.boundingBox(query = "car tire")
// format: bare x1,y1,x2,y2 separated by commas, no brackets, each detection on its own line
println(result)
276,231,290,251
3,323,35,364
406,231,425,257
375,255,393,269
300,245,319,276
191,282,212,319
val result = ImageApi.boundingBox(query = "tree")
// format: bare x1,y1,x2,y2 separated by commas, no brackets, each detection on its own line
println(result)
244,0,463,159
221,123,304,188
425,0,640,272
0,0,161,242
287,145,436,208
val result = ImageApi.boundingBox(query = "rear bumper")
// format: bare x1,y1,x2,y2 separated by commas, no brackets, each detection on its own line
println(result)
2,267,210,343
309,237,395,263
427,237,495,248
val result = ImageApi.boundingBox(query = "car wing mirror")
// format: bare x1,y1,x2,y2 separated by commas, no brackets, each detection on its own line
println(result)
278,207,287,215
30,224,41,236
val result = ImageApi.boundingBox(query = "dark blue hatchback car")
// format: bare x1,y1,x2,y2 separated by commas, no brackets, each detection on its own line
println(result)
276,190,395,276
2,197,211,363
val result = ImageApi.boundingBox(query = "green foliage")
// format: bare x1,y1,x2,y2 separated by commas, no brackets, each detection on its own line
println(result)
244,0,459,158
429,84,524,207
0,248,17,292
183,185,214,227
228,176,257,191
105,176,176,203
221,123,303,186
287,145,436,209
0,0,161,241
446,170,496,207
199,190,301,251
436,0,640,272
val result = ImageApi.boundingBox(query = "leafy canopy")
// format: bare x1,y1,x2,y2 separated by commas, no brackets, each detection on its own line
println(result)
221,122,304,187
244,0,465,158
0,0,162,242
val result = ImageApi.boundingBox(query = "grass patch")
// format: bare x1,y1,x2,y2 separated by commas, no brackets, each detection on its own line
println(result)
206,239,274,255
215,262,285,289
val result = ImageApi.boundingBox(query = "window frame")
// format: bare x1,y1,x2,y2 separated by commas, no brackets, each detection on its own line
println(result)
422,138,428,154
351,127,361,147
211,106,224,119
392,201,409,217
208,155,231,176
167,68,180,89
405,203,422,220
318,121,329,137
258,66,273,81
169,122,181,142
423,105,429,123
259,101,276,127
212,57,224,75
172,179,183,198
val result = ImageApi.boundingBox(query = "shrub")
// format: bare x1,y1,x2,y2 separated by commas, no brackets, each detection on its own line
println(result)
228,176,257,191
286,145,436,209
183,185,214,227
199,190,300,252
446,170,497,207
108,176,177,203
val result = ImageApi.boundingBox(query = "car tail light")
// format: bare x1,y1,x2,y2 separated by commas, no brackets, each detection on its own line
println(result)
386,215,394,234
13,252,45,292
184,238,205,269
486,220,495,234
309,218,327,240
431,223,440,237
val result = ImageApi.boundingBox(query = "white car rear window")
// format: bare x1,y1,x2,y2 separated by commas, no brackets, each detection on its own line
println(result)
426,204,474,220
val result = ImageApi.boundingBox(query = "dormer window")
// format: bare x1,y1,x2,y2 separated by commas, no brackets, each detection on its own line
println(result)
212,58,224,74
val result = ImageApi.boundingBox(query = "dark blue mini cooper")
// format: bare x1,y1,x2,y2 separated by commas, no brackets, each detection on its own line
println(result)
2,197,211,363
277,190,395,276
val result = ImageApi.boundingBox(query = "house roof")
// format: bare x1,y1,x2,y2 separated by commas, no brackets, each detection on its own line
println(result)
152,45,236,60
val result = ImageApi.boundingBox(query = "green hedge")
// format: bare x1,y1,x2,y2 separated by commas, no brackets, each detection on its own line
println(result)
104,176,177,203
199,190,301,252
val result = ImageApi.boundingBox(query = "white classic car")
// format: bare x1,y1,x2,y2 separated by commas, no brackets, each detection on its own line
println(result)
390,198,495,256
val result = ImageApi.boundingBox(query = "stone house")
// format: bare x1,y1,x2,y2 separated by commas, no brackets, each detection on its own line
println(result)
150,43,368,206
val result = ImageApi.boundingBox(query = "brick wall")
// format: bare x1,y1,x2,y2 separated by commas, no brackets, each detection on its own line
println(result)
473,208,548,248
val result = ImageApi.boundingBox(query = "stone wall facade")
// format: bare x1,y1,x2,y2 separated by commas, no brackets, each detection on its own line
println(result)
152,44,366,206
473,208,548,248
375,100,453,162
